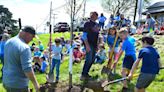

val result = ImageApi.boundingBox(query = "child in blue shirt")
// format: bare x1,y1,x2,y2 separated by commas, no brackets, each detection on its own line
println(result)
51,38,63,82
40,56,48,73
107,27,120,68
128,36,161,92
95,44,107,64
112,28,136,91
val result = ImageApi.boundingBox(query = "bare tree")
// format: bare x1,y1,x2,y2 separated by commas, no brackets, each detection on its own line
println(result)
101,0,150,17
102,0,135,16
65,0,86,20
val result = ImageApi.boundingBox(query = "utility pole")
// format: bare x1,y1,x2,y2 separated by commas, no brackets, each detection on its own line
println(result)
133,0,138,25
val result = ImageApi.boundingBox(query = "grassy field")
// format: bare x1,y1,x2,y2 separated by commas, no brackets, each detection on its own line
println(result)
0,32,164,92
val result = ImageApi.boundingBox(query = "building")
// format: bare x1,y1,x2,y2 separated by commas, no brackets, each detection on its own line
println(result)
143,1,164,25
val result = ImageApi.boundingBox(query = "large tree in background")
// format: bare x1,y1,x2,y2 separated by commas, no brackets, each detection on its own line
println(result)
0,5,18,36
102,0,135,16
101,0,150,17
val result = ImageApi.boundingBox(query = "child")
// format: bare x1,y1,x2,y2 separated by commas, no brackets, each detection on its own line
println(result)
95,44,107,64
107,27,120,68
43,50,49,61
40,56,48,73
112,28,136,91
73,44,84,64
128,36,161,92
30,43,36,52
65,40,71,55
33,47,42,63
38,41,44,52
51,38,63,82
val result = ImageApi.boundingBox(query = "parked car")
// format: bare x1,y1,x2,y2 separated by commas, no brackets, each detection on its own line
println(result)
54,22,70,32
72,17,89,32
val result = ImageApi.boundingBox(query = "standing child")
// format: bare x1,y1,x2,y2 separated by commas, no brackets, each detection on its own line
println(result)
107,27,120,69
128,36,161,92
112,28,136,91
51,38,62,82
95,44,107,64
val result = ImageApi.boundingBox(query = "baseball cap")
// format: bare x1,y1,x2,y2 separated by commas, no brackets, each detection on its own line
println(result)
22,26,36,35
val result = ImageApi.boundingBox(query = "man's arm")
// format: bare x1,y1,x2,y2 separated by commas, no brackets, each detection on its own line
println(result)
82,22,91,53
20,48,40,91
25,70,40,91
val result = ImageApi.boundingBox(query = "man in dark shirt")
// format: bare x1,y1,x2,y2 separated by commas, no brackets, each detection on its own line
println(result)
81,11,99,80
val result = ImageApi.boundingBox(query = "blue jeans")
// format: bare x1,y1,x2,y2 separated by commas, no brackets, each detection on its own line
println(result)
82,45,96,76
50,59,61,81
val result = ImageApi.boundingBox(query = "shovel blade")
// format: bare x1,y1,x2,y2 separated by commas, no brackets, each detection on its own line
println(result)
46,73,54,83
101,66,112,75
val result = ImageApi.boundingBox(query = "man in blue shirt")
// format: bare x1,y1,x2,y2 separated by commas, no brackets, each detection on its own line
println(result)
3,26,40,92
112,28,136,91
81,11,99,80
128,36,161,92
98,13,107,30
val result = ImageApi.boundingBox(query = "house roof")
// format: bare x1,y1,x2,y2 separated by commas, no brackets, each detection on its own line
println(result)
147,1,164,9
142,1,164,15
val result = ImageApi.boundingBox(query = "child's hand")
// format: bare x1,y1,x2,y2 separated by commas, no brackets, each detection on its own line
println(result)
128,73,133,80
111,61,117,69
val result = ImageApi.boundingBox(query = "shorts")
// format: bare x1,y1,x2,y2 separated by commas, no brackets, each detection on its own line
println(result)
108,47,119,53
136,73,156,89
122,55,135,70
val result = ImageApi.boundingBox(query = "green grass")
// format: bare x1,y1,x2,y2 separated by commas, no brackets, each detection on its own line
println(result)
0,33,164,92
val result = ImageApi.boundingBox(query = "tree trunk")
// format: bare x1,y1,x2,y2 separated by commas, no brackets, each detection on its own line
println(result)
133,0,138,25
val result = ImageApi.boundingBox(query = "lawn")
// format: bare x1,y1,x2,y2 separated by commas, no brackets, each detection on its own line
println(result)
0,32,164,92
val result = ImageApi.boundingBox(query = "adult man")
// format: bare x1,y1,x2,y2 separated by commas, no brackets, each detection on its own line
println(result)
3,26,40,92
81,12,99,80
98,13,107,30
145,13,155,32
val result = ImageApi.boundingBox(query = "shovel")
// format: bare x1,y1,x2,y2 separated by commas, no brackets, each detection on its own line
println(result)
101,32,119,76
101,74,139,87
102,67,164,87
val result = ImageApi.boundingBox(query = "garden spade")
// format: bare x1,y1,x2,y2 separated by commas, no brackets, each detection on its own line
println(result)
102,67,164,87
101,32,119,76
101,74,139,87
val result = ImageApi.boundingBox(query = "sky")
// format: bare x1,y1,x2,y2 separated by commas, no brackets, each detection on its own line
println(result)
0,0,164,33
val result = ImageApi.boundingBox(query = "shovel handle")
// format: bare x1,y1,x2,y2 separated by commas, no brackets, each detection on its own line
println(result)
102,74,139,87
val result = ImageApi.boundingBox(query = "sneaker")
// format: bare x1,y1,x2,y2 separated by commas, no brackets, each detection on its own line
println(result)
80,74,92,81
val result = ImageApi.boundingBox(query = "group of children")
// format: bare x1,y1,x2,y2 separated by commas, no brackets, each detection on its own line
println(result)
98,27,162,92
137,22,164,35
30,25,162,92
